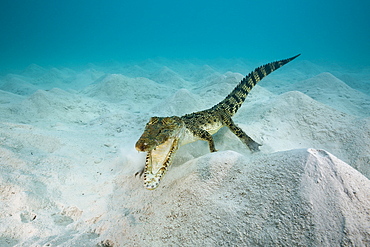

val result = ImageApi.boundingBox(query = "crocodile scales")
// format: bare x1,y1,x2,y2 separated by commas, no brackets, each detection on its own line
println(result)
135,54,300,189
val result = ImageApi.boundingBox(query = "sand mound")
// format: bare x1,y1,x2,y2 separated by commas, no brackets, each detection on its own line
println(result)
334,72,370,96
119,65,150,78
67,69,105,90
150,66,189,87
151,88,202,116
194,71,244,97
188,64,221,82
281,72,370,117
29,68,75,88
21,64,48,78
82,74,171,107
288,60,325,78
36,148,370,246
2,143,369,246
113,148,367,247
235,90,370,179
13,88,109,124
0,74,38,95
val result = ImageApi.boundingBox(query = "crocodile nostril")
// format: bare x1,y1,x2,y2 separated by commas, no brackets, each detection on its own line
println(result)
135,142,144,151
135,141,150,152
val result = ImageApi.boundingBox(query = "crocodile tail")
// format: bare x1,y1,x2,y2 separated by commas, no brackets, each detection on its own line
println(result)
213,54,300,116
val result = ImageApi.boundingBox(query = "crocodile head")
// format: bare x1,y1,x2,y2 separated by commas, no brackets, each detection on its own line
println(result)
135,116,185,189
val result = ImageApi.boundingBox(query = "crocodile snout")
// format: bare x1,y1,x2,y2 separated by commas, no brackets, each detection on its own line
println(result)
135,140,148,152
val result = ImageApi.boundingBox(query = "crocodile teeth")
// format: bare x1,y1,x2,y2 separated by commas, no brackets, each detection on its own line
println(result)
143,138,179,190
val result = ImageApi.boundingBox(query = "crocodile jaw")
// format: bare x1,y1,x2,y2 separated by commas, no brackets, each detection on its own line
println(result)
143,138,179,190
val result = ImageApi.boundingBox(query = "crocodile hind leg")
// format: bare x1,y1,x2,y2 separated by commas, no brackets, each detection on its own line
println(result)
221,115,261,152
188,127,218,152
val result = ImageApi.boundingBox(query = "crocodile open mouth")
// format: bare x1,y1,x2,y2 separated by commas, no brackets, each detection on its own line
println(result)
143,138,179,190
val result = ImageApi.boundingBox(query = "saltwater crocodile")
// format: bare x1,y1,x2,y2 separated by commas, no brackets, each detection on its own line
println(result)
135,54,300,189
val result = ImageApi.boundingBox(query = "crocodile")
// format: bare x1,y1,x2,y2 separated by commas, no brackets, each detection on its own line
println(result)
135,54,300,189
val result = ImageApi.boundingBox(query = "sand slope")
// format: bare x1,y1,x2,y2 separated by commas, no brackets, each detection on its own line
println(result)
103,148,370,246
0,59,369,246
277,72,370,117
1,145,369,246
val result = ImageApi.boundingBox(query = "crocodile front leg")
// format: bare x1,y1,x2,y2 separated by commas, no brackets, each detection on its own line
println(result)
188,126,218,152
221,115,261,152
135,167,144,177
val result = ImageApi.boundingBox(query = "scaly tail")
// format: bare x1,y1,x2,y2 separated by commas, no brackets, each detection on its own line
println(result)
213,54,301,116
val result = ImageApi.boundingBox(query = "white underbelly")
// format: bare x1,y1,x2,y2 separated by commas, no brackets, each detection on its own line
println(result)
206,122,223,135
180,122,224,146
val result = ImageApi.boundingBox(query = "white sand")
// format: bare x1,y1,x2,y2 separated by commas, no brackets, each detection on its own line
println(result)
0,59,369,246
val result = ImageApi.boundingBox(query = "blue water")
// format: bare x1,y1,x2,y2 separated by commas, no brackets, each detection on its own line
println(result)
0,0,369,70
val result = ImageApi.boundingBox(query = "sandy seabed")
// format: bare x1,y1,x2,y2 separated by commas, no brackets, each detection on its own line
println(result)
0,58,369,246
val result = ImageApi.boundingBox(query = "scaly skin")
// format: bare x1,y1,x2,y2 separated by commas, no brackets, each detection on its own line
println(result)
135,54,300,189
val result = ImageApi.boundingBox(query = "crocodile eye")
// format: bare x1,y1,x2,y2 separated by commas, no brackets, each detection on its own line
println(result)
149,117,159,124
158,129,168,134
162,118,172,124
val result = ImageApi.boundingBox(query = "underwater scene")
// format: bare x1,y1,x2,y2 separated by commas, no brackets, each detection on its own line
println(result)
0,0,369,246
